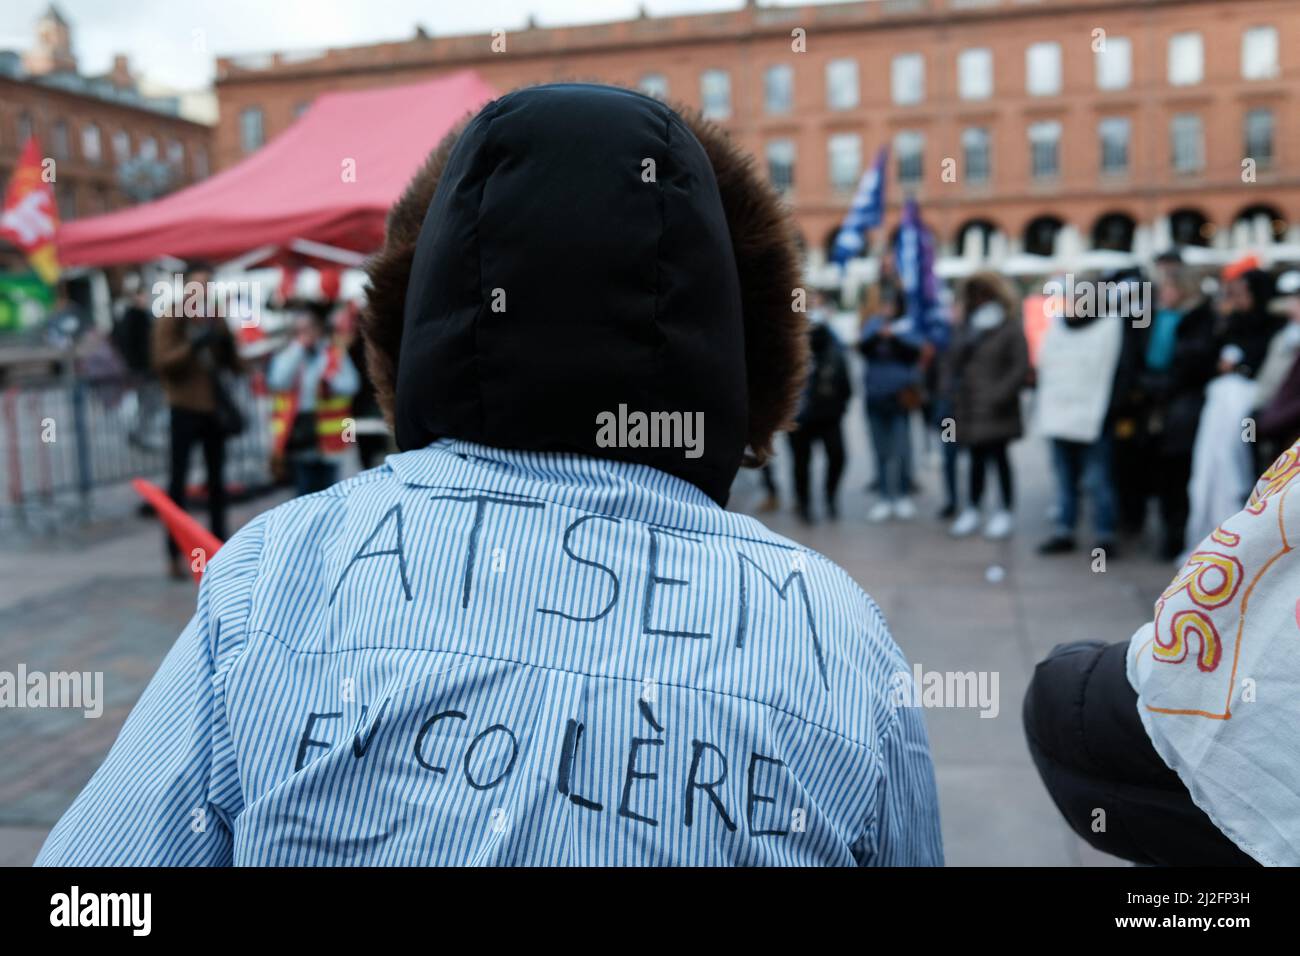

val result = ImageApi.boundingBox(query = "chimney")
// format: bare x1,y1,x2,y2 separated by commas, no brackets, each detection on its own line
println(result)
109,53,133,90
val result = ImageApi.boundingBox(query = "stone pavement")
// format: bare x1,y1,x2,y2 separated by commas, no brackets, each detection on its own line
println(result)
737,422,1174,866
0,424,1179,866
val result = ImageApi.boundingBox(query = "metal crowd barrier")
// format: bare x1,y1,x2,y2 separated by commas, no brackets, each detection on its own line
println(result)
1,373,274,531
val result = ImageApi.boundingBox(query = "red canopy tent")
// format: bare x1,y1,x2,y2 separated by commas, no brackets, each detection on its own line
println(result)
57,70,496,266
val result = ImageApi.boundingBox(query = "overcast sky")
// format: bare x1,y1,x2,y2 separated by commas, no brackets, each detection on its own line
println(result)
1,0,835,91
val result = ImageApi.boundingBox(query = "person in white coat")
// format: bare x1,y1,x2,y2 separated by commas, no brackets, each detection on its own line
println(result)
1034,290,1123,555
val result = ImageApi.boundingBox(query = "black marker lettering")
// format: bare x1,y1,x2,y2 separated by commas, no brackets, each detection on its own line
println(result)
464,723,519,791
428,494,545,608
351,699,390,758
735,552,828,690
295,711,342,771
413,709,466,774
618,737,663,826
329,504,413,605
685,739,736,831
537,515,622,622
556,718,603,811
746,751,790,837
642,527,709,639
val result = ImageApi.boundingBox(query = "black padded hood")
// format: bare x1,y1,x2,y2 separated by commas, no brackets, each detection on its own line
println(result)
393,84,747,505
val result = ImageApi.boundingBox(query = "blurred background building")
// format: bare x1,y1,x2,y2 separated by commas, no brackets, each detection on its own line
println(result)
0,4,214,228
212,0,1299,266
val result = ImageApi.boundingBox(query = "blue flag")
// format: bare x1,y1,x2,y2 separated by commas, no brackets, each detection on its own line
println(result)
894,197,947,346
831,146,888,265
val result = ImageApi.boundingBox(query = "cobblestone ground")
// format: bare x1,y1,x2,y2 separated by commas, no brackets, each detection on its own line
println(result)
0,422,1179,865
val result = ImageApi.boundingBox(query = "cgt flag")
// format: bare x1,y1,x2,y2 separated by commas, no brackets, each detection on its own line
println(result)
830,145,888,265
0,138,60,286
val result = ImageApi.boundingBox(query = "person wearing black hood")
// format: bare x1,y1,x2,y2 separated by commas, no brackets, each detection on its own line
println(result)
37,84,942,867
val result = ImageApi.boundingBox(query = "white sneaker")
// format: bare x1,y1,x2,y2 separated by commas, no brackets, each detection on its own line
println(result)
867,500,893,523
949,508,981,537
984,509,1014,540
892,497,917,520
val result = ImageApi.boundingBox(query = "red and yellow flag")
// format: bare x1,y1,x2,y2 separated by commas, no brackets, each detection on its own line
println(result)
0,138,60,286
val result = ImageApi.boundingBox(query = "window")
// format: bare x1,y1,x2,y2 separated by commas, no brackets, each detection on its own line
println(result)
1099,117,1131,174
1029,120,1062,179
167,139,184,167
896,130,924,184
240,107,265,153
766,139,795,194
112,130,130,163
1168,32,1203,86
139,136,158,162
638,73,668,99
1026,42,1062,96
1245,108,1275,167
827,133,861,192
17,111,33,145
51,120,69,160
958,47,993,100
891,53,924,105
1095,36,1132,91
193,146,209,179
826,58,858,110
1171,113,1204,173
293,101,312,119
700,69,731,120
1242,26,1279,80
764,64,794,114
81,123,101,164
56,186,76,223
962,127,990,183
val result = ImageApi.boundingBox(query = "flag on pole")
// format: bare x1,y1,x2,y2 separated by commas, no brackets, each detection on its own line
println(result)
830,146,888,265
894,196,946,345
0,139,60,286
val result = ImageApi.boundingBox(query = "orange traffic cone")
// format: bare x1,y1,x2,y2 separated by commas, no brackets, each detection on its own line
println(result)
131,478,223,583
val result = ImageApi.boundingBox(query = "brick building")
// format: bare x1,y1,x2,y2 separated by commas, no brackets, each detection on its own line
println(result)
213,0,1299,264
0,5,213,227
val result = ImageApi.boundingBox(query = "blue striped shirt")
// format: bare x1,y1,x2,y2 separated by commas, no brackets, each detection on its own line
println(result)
37,439,942,866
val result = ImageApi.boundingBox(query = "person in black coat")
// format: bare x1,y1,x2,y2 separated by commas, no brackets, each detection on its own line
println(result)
1217,268,1281,378
787,305,852,523
1023,639,1257,866
1141,253,1219,559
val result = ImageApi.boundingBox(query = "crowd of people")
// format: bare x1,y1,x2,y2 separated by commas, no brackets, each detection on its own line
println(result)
776,249,1300,565
86,260,383,577
36,82,1300,867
